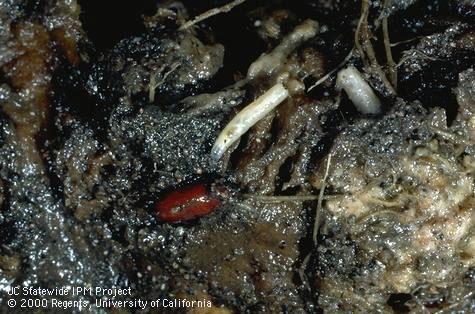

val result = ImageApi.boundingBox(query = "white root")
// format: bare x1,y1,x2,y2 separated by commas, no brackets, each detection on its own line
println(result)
149,62,180,103
307,49,353,92
211,83,289,160
336,65,382,114
179,0,247,31
314,153,332,244
382,14,397,89
247,19,319,79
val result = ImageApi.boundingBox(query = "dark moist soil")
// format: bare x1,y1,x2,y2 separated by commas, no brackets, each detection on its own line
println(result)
1,0,475,313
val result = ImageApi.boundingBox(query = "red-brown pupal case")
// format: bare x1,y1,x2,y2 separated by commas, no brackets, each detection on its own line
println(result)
155,183,221,222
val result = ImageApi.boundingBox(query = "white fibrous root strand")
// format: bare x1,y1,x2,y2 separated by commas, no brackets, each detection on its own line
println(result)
211,83,290,160
179,0,247,31
247,19,319,80
336,65,382,114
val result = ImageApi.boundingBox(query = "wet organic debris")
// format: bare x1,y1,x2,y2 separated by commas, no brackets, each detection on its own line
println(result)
315,98,475,312
0,0,474,313
87,30,224,108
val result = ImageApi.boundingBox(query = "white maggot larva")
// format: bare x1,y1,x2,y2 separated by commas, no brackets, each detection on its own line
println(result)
211,83,290,160
336,66,382,115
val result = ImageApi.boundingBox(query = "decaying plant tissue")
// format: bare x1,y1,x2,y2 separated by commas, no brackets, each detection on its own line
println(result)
0,0,474,313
